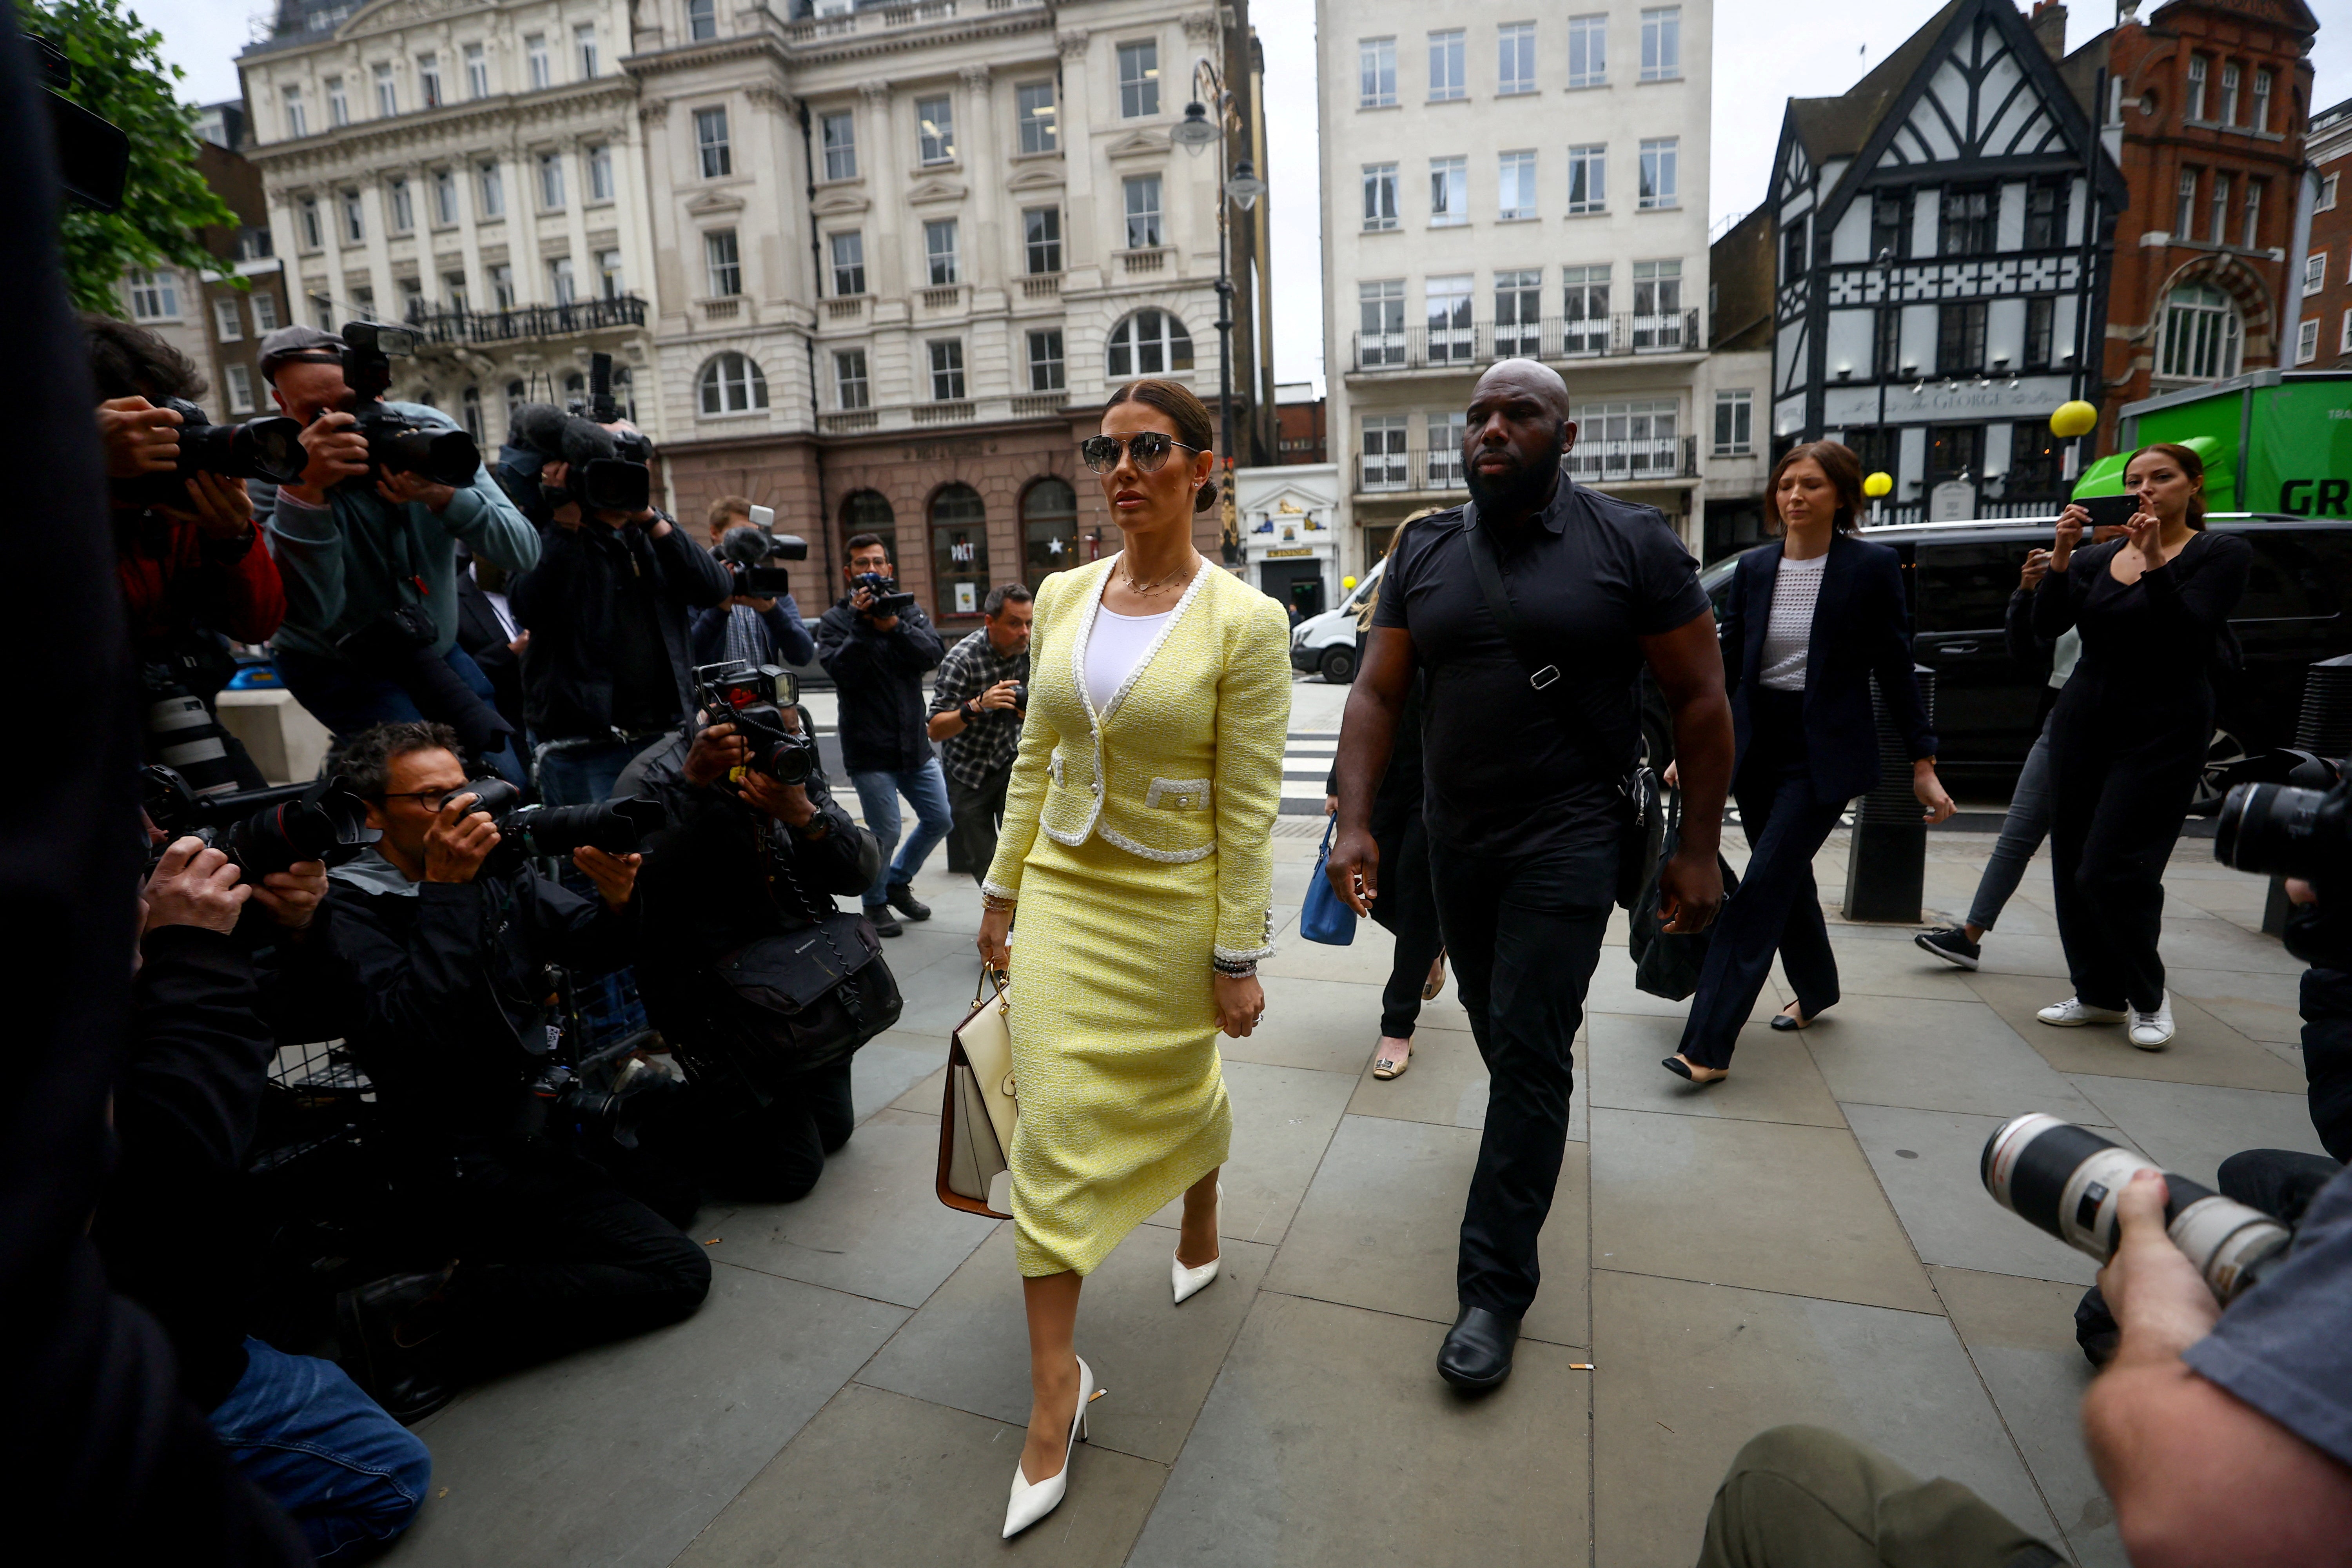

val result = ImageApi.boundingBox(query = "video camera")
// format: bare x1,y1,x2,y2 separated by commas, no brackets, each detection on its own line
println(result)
437,777,666,873
142,763,371,877
335,321,482,488
2214,755,2348,891
692,661,816,785
509,392,652,516
1983,1113,2292,1304
717,522,809,597
113,396,307,510
852,570,917,617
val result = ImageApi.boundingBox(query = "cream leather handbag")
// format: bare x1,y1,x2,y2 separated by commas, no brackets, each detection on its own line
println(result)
937,968,1019,1218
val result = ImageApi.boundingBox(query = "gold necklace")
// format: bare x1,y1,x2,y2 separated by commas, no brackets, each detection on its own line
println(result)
1117,552,1197,597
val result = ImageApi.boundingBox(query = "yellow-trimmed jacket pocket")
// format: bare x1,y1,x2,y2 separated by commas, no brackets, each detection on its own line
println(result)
1145,777,1213,812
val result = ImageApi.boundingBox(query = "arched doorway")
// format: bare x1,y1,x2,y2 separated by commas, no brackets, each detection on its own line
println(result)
1022,477,1078,586
929,483,989,619
841,489,897,570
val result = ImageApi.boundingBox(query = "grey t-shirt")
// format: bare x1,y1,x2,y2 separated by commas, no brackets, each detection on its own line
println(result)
2182,1161,2352,1466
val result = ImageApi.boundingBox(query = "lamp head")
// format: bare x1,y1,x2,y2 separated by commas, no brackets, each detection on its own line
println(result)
1225,158,1266,209
1171,100,1218,152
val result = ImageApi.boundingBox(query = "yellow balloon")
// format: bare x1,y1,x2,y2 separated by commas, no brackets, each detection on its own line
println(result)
2050,400,2098,439
1862,471,1894,499
1341,576,1357,591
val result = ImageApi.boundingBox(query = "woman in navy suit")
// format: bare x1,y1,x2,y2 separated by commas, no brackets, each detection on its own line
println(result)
1664,442,1954,1083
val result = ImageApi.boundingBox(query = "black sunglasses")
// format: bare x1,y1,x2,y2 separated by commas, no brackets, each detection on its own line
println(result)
1079,433,1204,475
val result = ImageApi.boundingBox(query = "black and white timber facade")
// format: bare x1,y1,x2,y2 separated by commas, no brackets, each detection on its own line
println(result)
1770,0,2126,518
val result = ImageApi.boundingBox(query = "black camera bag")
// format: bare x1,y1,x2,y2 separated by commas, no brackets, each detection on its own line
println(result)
708,911,902,1075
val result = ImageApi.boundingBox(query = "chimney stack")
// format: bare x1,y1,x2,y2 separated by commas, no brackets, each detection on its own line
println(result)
2029,0,2068,62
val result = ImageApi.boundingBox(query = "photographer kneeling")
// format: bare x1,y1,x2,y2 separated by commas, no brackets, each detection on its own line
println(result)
619,686,890,1203
305,721,710,1417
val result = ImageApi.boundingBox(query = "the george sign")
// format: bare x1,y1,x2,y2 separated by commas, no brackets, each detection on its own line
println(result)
1265,546,1314,558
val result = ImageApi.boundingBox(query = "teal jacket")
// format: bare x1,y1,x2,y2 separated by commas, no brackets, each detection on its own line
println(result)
265,400,540,661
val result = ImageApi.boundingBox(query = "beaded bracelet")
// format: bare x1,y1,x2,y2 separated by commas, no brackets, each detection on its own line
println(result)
1211,956,1258,979
981,892,1018,913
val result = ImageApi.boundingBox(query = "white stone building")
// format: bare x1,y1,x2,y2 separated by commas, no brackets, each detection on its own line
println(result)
1314,0,1718,569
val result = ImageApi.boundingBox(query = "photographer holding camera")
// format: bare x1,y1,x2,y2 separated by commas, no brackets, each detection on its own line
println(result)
257,325,538,782
296,721,710,1419
88,316,288,794
691,511,816,673
505,405,733,806
926,582,1032,877
617,686,887,1203
817,533,948,936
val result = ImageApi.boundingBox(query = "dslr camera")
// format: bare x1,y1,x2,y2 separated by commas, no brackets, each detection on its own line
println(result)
852,570,917,617
113,396,307,510
142,763,371,877
693,661,816,785
2214,755,2348,892
335,321,482,488
717,523,809,597
436,777,666,874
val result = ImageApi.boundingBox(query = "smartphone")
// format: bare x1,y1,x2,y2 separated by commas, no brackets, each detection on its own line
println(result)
748,504,775,530
2078,493,2138,530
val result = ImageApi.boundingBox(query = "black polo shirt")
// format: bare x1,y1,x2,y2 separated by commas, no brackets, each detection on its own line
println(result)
1372,481,1709,858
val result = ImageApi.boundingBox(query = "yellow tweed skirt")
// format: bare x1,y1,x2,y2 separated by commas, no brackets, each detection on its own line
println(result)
1005,829,1231,1278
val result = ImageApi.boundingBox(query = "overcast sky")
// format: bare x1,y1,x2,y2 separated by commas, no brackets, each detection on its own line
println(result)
134,0,2348,396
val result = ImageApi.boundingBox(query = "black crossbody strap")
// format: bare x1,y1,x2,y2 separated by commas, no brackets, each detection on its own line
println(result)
1462,510,1621,782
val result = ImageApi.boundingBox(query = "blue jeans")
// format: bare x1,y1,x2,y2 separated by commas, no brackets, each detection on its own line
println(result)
536,738,649,805
849,757,953,906
276,642,524,783
209,1337,432,1561
1965,719,2054,933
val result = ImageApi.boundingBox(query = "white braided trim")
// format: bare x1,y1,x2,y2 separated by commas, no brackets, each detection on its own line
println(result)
1096,822,1216,864
1214,941,1278,964
979,879,1021,902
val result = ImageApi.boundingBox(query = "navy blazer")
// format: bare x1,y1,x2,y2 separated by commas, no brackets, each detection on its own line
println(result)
1719,532,1936,804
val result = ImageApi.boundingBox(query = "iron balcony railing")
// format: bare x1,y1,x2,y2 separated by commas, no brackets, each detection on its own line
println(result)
1350,310,1701,373
1356,434,1696,494
407,294,648,346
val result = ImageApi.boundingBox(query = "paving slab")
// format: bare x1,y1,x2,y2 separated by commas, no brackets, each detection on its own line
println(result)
671,1382,1167,1567
711,1108,1000,1308
889,1061,949,1114
1841,1102,2123,1286
1782,935,1984,1003
1931,1265,2123,1568
1145,1058,1357,1248
387,1267,906,1568
2162,965,2305,1045
856,1219,1274,1465
1589,1107,1939,1313
1239,973,1462,1077
1127,1292,1591,1568
2062,1073,2329,1187
1264,1113,1589,1347
1801,993,2106,1122
1586,1010,1846,1127
1590,1270,2058,1568
849,1030,946,1124
1965,971,2307,1092
1345,1027,1587,1142
2154,912,2306,975
1585,959,1784,1022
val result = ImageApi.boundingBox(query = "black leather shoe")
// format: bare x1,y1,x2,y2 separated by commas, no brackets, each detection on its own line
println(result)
336,1266,457,1425
865,905,904,937
886,883,932,921
1436,1305,1520,1391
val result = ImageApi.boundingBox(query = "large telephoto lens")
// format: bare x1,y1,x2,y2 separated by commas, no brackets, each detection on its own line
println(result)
376,424,482,488
232,415,309,483
579,457,651,514
2214,782,2334,879
216,779,371,876
505,796,665,858
1982,1113,2292,1302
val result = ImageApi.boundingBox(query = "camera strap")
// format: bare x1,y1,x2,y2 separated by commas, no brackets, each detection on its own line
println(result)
757,817,869,1030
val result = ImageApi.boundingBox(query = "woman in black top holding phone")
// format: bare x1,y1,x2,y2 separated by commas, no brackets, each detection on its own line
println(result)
2031,442,2250,1049
1664,442,1953,1083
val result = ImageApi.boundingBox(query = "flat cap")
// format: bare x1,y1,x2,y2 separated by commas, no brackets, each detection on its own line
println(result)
257,323,346,383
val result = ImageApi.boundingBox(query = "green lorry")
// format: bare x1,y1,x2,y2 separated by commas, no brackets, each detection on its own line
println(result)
2074,369,2352,515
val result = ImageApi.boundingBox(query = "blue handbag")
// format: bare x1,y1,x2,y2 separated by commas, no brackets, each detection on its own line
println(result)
1299,816,1358,946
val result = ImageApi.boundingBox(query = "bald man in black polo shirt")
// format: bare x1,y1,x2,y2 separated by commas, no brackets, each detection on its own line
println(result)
1330,358,1735,1390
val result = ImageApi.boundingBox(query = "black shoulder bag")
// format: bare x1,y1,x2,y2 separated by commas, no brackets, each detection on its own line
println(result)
1462,512,1661,911
703,825,903,1078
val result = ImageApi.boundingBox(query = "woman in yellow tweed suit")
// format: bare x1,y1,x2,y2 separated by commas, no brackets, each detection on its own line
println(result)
977,378,1290,1537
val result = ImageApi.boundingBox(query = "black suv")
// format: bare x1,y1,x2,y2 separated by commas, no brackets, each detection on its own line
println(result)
1697,514,2352,806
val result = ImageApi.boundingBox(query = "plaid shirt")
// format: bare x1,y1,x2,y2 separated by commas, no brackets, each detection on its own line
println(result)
929,627,1029,788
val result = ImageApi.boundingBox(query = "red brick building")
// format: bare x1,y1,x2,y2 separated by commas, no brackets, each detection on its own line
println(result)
2076,0,2321,446
2298,94,2352,367
1273,383,1326,465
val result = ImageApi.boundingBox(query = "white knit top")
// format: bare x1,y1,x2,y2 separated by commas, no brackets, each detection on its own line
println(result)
1759,552,1827,691
1084,605,1177,715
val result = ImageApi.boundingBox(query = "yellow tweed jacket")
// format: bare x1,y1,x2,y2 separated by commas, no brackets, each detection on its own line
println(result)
982,555,1293,963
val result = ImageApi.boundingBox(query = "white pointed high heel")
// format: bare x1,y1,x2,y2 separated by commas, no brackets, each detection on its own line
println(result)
1004,1354,1098,1539
1172,1182,1223,1305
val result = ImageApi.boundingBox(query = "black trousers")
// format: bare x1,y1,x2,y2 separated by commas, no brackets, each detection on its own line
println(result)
426,1141,712,1376
1430,823,1616,1318
946,768,1009,880
1679,689,1846,1071
2046,691,2206,1013
2302,967,2352,1163
699,1061,857,1202
1376,812,1447,1040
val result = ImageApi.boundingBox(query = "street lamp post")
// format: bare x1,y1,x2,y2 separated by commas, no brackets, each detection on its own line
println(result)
1172,70,1263,567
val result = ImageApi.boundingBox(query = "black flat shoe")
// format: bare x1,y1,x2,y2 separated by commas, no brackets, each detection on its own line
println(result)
1769,1004,1826,1032
1436,1305,1520,1391
1661,1055,1728,1085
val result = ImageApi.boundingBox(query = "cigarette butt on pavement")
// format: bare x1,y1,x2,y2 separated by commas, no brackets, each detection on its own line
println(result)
1570,1363,1595,1370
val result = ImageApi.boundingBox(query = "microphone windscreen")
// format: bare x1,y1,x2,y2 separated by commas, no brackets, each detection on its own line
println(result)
506,403,574,461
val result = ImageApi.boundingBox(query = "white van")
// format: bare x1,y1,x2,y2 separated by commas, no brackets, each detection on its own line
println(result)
1288,557,1386,682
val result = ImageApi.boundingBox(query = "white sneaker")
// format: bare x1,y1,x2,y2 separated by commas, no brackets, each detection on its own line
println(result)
2129,993,2175,1050
2036,996,2128,1027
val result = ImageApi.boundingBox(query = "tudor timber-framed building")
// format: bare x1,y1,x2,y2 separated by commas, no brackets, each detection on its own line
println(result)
1766,0,2127,522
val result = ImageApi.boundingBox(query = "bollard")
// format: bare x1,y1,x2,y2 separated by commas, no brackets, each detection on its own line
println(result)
2259,653,2352,936
1843,665,1936,923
